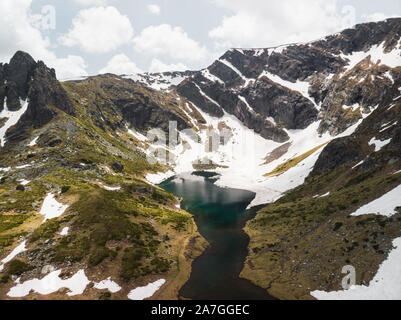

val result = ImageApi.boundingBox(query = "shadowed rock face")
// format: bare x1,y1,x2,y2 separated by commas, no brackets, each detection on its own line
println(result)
0,51,74,146
266,45,344,82
3,51,37,110
314,136,363,172
242,78,318,130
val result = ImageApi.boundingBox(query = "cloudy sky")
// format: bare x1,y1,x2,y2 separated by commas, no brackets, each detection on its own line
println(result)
1,0,400,79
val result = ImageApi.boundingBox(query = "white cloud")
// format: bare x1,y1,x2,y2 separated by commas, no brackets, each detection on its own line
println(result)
133,24,209,62
361,12,400,23
209,0,357,48
149,58,188,73
59,6,134,54
99,54,143,75
52,56,88,80
73,0,108,6
147,4,161,15
0,0,87,80
0,0,51,62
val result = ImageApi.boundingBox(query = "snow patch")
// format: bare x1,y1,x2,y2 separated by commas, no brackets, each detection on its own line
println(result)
99,183,121,191
218,59,254,86
0,100,29,147
238,95,257,116
127,279,166,300
193,83,221,108
369,137,392,152
59,227,69,236
146,171,175,185
350,184,401,217
16,164,31,169
127,128,148,142
314,192,330,198
352,160,365,169
28,136,39,147
0,241,27,272
18,179,31,186
343,103,360,112
7,269,90,298
340,40,401,76
94,277,121,293
380,121,396,132
258,71,316,107
39,194,69,222
311,237,401,300
201,69,224,85
103,185,121,191
123,72,187,91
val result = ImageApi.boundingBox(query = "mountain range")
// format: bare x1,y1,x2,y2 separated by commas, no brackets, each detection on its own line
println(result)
1,18,401,300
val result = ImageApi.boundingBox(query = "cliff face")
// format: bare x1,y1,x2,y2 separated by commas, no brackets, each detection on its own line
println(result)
0,51,74,146
177,18,401,144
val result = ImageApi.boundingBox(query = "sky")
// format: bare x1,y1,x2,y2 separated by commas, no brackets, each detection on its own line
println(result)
1,0,401,79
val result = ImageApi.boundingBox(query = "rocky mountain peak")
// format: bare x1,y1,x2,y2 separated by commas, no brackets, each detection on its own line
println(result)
175,18,401,142
0,52,73,147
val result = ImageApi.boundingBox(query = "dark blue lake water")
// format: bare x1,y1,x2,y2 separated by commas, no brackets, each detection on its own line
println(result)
160,172,274,300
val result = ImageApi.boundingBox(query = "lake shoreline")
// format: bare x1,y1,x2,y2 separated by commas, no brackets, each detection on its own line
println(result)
160,172,275,300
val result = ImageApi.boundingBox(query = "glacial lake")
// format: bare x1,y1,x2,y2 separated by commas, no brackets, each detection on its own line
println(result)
159,172,274,300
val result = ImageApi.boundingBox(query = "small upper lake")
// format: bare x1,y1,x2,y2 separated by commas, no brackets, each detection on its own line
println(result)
160,172,274,300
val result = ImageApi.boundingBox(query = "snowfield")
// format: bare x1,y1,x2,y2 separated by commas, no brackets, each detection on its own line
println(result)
144,88,366,208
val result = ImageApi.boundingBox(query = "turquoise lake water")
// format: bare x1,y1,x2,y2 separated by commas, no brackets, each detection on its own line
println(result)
159,172,274,300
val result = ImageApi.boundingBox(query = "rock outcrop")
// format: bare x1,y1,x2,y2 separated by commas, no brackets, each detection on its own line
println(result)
0,51,74,147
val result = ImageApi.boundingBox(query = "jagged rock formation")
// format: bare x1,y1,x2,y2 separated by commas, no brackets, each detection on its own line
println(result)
0,51,74,146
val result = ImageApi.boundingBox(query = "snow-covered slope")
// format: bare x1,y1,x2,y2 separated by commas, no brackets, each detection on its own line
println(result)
122,71,194,90
144,97,365,208
62,71,194,91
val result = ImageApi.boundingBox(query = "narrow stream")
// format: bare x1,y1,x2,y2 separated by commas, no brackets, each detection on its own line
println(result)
160,172,274,300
